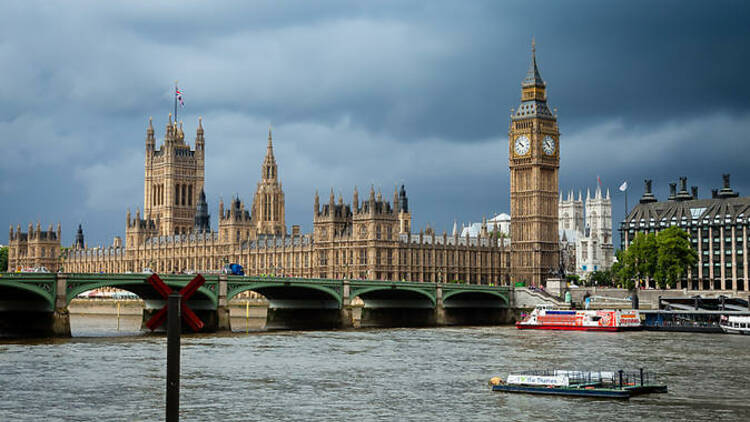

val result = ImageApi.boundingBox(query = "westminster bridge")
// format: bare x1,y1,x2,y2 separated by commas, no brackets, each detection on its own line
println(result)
0,273,529,337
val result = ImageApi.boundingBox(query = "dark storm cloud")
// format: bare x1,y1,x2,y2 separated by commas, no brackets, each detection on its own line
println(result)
1,0,749,247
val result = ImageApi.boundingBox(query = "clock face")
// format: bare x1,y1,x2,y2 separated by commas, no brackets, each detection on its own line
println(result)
542,136,556,155
514,135,530,156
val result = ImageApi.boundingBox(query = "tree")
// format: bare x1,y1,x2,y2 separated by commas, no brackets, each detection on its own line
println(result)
617,228,697,289
0,246,7,272
589,269,612,286
653,226,698,288
619,232,657,288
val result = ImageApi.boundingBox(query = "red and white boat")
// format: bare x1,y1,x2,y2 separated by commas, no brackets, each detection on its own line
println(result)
516,304,642,331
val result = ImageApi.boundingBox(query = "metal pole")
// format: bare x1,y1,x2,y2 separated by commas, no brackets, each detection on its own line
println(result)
174,81,178,123
640,368,644,386
167,293,181,422
618,370,623,390
625,189,628,217
246,299,250,333
117,301,121,331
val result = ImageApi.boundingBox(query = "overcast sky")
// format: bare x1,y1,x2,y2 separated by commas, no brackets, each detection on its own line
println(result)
1,0,749,247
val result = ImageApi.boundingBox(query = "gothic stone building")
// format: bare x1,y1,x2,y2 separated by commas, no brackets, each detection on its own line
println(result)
559,186,614,278
620,175,750,292
9,115,509,284
7,44,573,285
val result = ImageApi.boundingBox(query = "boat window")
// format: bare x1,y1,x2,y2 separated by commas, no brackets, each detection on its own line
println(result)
590,316,602,322
741,323,747,329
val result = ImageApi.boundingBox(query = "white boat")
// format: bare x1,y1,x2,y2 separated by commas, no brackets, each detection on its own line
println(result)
719,315,750,335
516,304,642,331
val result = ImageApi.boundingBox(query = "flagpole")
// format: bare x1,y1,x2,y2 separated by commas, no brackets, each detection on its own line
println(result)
174,81,178,123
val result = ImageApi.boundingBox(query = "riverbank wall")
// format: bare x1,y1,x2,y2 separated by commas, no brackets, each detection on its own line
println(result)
567,288,750,309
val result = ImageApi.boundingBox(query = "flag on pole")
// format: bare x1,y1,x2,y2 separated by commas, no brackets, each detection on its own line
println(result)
597,175,601,187
175,88,184,107
619,181,628,192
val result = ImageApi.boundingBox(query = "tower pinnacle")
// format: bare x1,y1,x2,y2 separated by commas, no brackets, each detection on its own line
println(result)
523,37,545,88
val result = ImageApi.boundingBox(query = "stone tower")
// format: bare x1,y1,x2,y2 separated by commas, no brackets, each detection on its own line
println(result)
143,115,205,236
251,127,286,236
508,40,560,285
558,190,584,232
585,186,612,246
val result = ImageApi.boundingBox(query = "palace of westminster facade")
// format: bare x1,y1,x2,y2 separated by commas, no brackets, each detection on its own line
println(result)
8,44,563,286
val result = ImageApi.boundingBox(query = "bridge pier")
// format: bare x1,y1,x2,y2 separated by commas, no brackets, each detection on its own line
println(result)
52,274,71,337
435,284,447,325
339,280,354,329
216,275,231,332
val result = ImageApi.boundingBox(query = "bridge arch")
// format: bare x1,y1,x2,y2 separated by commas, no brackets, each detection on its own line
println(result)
442,289,509,307
64,276,218,307
0,280,55,311
352,286,436,307
227,282,342,308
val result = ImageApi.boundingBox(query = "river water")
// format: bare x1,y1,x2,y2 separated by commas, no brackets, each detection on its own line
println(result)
1,316,749,421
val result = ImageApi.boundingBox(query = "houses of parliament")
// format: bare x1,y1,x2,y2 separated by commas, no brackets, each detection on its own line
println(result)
8,44,561,286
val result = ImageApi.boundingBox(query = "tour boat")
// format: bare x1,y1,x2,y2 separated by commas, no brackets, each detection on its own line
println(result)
489,369,667,399
719,315,750,335
516,304,641,331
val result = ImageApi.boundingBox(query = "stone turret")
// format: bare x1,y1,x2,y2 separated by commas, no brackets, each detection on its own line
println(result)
219,196,252,244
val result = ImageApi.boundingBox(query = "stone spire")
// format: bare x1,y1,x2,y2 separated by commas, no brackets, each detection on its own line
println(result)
267,125,274,155
74,224,85,249
195,116,205,148
393,185,399,212
522,37,545,88
194,189,211,233
261,126,278,181
399,184,409,212
146,116,155,150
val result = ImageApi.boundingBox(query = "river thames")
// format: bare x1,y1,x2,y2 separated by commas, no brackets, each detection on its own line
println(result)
1,316,749,421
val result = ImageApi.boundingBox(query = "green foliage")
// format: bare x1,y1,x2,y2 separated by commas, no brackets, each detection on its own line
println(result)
565,274,580,283
653,226,698,288
617,227,697,289
589,269,613,286
0,246,7,272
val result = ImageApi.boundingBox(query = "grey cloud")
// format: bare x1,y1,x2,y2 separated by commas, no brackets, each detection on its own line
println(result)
1,1,749,248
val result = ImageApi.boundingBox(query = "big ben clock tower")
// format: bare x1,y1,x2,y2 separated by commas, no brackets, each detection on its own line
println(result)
509,39,560,286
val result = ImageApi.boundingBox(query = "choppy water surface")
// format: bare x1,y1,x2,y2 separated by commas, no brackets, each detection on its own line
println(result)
1,317,749,421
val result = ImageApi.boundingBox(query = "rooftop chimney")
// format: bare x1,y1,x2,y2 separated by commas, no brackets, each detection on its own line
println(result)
668,183,677,200
639,179,658,203
691,186,698,199
676,176,692,201
717,173,740,198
